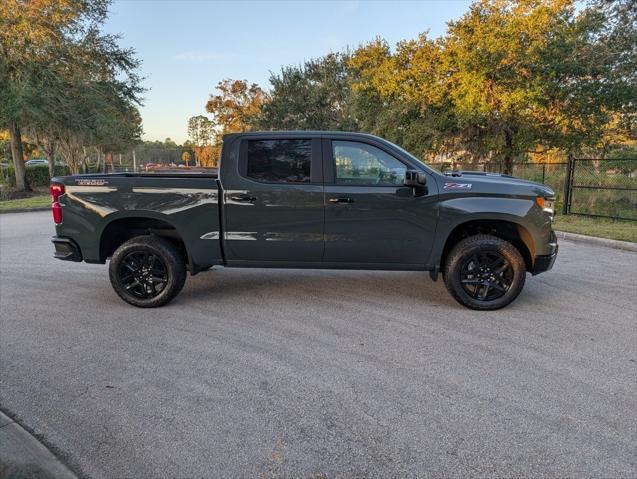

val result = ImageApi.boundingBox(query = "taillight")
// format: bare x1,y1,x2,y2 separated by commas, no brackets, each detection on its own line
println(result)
50,183,65,224
50,183,64,202
52,202,63,224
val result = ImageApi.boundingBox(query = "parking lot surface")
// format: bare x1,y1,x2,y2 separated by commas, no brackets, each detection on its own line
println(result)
1,211,636,478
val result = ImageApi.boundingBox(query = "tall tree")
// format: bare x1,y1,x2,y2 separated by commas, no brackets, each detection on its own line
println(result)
0,0,142,186
348,37,458,159
205,79,266,134
349,0,636,172
438,0,578,172
55,75,142,174
187,115,215,166
257,53,357,131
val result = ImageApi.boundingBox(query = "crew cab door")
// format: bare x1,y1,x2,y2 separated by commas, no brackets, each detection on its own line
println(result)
322,138,438,267
221,136,324,264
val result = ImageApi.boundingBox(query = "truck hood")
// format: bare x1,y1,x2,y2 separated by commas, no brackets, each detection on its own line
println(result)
440,171,555,198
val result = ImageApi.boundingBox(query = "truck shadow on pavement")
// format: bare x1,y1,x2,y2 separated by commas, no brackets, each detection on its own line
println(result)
0,461,58,479
177,268,458,309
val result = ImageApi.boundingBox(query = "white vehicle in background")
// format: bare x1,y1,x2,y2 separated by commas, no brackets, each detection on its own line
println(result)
25,159,49,167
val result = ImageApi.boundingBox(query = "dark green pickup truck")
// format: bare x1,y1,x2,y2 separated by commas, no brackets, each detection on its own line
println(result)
51,131,557,310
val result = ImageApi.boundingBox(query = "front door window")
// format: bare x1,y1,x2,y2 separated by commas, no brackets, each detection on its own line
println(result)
333,141,406,187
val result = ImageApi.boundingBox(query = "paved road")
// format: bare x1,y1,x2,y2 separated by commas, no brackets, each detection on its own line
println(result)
1,211,636,478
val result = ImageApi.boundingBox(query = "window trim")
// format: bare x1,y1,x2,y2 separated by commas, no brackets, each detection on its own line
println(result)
323,138,410,187
239,137,322,185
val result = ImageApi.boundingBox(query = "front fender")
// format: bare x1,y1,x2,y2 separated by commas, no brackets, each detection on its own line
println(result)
428,196,553,269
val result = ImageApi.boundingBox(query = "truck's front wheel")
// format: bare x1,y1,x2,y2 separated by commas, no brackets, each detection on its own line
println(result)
444,235,526,310
109,235,187,308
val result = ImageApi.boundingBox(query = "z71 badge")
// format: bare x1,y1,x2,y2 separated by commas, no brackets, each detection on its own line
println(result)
444,182,472,189
76,179,108,186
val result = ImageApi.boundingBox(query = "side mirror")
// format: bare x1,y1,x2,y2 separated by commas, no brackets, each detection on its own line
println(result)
404,170,428,197
404,170,427,187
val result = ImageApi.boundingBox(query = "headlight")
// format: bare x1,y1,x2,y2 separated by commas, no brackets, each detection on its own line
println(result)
536,197,555,215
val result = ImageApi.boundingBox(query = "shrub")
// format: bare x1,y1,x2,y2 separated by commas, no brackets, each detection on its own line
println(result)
3,164,70,188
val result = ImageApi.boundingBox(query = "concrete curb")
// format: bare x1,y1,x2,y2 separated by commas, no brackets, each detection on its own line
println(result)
0,207,50,214
555,230,637,252
0,411,77,479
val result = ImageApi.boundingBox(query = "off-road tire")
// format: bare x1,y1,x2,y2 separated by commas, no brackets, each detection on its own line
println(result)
109,235,187,308
444,234,526,310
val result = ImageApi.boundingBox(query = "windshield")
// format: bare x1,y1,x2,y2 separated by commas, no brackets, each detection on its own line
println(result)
389,142,441,173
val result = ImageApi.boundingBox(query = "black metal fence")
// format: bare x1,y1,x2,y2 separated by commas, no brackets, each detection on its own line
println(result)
564,157,637,221
436,157,637,220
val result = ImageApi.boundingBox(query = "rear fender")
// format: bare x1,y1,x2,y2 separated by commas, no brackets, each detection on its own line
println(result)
56,179,223,271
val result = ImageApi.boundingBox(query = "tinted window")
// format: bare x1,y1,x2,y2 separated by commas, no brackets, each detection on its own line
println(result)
247,139,312,183
333,141,406,186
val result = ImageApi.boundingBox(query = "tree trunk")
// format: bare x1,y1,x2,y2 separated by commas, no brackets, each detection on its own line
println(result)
503,129,514,175
8,121,29,192
46,144,56,178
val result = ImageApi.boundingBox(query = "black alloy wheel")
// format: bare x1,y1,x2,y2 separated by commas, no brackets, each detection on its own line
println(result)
109,235,187,308
118,251,168,299
444,234,526,310
459,251,513,301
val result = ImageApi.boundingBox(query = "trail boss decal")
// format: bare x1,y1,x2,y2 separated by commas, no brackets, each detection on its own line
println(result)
444,182,472,190
76,179,108,186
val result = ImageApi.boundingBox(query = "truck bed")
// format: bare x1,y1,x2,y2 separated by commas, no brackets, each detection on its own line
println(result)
74,169,219,179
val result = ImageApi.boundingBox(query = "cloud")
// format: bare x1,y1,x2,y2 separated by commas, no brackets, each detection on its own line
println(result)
172,51,235,62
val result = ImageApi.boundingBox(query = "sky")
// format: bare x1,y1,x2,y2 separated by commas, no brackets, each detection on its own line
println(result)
104,0,473,144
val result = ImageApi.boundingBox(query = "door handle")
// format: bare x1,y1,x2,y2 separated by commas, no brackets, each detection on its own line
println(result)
230,195,256,202
329,197,353,204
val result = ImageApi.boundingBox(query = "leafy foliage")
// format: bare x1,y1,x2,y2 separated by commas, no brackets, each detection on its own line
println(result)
4,164,70,187
205,79,267,134
187,115,219,166
208,0,634,173
0,0,143,185
347,0,636,172
257,53,356,131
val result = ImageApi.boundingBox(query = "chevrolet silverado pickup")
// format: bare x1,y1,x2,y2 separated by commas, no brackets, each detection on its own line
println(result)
50,131,558,310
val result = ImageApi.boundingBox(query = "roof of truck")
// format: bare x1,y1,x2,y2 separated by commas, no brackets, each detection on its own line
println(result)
222,131,384,141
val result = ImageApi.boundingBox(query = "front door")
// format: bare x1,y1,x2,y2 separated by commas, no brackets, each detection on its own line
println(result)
323,138,438,266
223,136,324,264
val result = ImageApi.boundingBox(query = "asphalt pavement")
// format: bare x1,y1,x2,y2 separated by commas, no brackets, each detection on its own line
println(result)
1,211,636,478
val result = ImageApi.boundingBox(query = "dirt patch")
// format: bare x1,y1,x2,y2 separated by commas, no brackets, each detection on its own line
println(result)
0,187,49,201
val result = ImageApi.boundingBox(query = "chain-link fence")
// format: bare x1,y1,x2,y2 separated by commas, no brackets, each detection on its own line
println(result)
566,158,637,220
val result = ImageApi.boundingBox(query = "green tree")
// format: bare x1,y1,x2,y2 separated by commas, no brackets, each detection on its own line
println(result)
258,53,357,131
349,0,637,172
205,79,266,134
187,115,215,165
0,0,142,186
54,75,142,174
348,37,458,160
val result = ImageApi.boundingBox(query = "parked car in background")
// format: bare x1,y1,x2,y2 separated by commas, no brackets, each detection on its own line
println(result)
49,131,558,310
25,159,49,167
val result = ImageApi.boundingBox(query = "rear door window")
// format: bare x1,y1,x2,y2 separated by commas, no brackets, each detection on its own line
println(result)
247,139,312,183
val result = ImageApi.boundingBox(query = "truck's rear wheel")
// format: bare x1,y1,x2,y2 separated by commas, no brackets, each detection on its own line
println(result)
444,234,526,310
109,235,186,308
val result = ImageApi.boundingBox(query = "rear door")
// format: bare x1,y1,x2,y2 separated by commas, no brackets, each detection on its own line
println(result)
322,137,438,266
222,135,324,264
